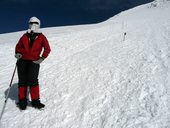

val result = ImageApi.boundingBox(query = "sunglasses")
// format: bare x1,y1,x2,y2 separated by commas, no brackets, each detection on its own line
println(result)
29,22,39,25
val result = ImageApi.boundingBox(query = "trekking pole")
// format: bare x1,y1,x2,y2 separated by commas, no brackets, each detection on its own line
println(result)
0,64,17,122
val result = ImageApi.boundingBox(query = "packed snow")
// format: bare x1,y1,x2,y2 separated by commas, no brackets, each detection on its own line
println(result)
0,0,170,127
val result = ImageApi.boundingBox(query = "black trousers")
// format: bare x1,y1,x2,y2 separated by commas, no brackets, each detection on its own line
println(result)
17,59,40,86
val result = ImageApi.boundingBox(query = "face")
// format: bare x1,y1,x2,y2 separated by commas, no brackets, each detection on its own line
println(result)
29,22,40,32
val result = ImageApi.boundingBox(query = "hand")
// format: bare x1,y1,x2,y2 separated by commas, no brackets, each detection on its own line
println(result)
15,53,22,60
33,57,44,64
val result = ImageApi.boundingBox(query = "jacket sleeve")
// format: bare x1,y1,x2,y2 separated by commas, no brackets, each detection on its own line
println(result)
15,36,24,54
42,35,51,58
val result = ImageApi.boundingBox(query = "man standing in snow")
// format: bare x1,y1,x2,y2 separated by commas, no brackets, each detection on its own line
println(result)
15,17,51,110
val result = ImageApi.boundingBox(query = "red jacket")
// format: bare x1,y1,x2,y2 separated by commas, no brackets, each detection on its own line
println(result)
15,33,51,61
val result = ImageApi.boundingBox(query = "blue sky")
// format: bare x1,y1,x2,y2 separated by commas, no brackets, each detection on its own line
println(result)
0,0,153,34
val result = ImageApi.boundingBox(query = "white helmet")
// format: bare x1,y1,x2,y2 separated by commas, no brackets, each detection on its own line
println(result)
29,16,40,26
28,16,41,33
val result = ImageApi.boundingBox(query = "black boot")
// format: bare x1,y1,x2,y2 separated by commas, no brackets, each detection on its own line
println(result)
18,99,27,110
31,99,45,109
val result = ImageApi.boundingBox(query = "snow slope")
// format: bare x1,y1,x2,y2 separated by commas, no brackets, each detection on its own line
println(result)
0,0,170,127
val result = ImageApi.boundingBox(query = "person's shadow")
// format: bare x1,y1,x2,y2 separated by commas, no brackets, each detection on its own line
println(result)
4,83,18,104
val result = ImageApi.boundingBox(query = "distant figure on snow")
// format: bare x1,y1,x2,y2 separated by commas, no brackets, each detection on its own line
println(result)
15,17,51,110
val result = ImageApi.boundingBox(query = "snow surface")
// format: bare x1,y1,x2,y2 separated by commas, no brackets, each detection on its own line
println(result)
0,0,170,127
